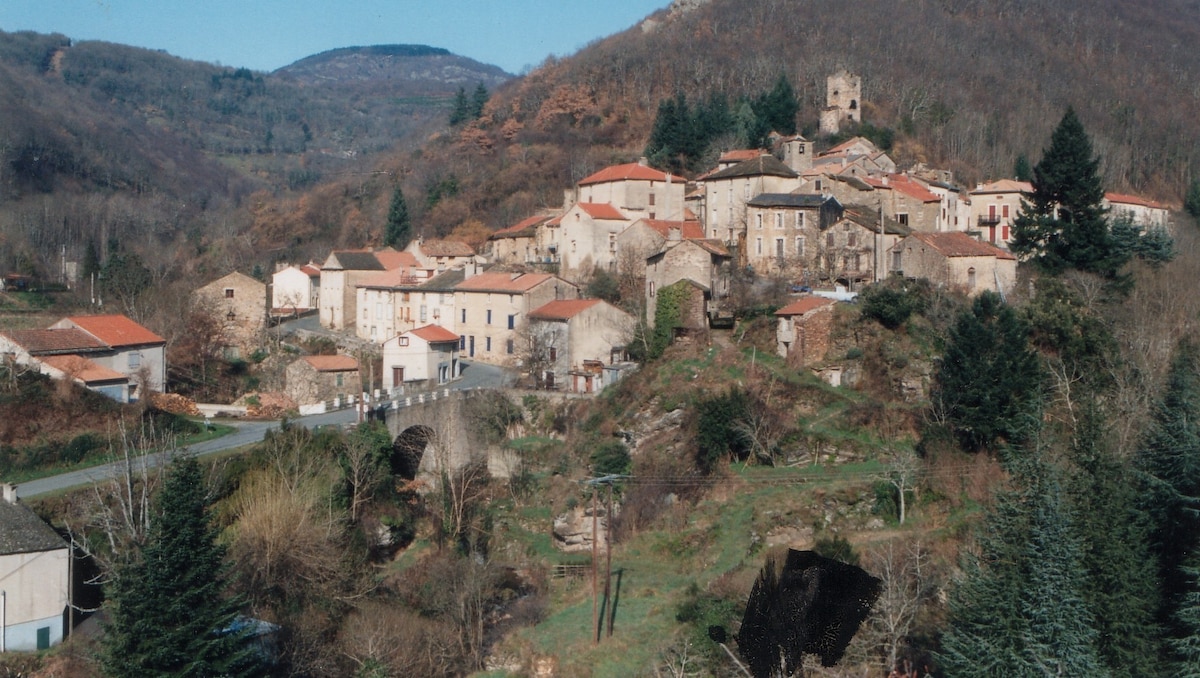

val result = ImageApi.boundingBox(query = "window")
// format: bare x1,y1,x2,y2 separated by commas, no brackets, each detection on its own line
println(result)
848,233,857,247
224,288,234,298
401,292,410,302
898,213,909,226
486,337,492,351
744,181,751,200
775,212,783,229
776,238,784,258
1002,225,1010,240
461,309,466,323
648,193,656,206
967,267,977,289
486,310,492,325
420,305,427,322
506,339,514,354
549,347,558,362
892,251,903,270
460,336,466,350
796,236,805,255
827,232,835,247
399,336,409,346
129,352,141,369
756,237,763,255
796,212,805,228
756,213,763,229
1002,204,1010,218
507,314,515,329
336,373,344,387
649,281,656,297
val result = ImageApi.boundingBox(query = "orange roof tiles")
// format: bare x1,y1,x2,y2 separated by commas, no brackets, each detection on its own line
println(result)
492,215,550,238
409,324,460,343
40,355,127,384
775,296,836,316
719,149,765,164
374,250,421,270
578,163,686,186
1106,192,1167,209
65,315,164,347
577,202,627,220
358,268,425,289
299,264,322,278
907,232,1016,260
883,175,941,203
638,219,705,239
302,355,359,372
455,272,555,293
529,299,602,321
2,328,107,355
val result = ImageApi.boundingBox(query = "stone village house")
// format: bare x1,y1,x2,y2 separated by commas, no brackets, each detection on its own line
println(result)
526,299,635,393
775,296,837,367
891,231,1017,297
645,238,734,330
453,272,580,366
193,271,267,357
285,354,361,407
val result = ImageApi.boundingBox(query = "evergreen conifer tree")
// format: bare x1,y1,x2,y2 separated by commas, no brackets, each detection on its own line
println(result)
1011,107,1125,276
383,187,412,249
1139,339,1200,635
81,239,101,281
1173,564,1200,677
753,74,799,136
101,456,260,677
1186,179,1200,220
1068,403,1166,678
1014,154,1033,182
448,86,470,125
935,291,1042,452
470,83,489,119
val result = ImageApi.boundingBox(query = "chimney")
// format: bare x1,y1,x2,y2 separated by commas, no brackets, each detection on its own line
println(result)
881,175,890,186
463,259,479,280
668,226,682,241
563,188,576,211
638,157,648,166
2,484,18,504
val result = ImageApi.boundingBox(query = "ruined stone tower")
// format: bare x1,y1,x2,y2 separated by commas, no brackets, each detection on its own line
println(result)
819,71,862,136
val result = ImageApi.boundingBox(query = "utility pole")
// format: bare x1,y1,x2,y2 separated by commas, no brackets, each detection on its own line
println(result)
605,481,614,638
591,487,599,644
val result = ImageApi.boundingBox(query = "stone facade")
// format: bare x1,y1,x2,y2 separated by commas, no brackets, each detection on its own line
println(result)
820,71,862,136
775,296,837,366
285,355,361,406
453,272,579,366
527,299,635,393
194,271,267,356
645,239,733,328
892,231,1017,297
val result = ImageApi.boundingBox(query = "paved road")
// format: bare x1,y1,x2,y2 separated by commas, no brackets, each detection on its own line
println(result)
15,360,514,499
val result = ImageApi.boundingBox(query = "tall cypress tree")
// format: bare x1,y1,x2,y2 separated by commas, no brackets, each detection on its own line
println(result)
383,186,412,249
101,456,260,677
1010,107,1125,276
470,82,489,119
448,86,470,126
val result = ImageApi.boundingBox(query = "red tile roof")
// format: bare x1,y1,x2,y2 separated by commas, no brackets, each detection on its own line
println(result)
577,202,627,221
638,219,705,239
374,250,422,271
906,232,1016,260
529,299,602,320
2,328,107,355
409,324,461,343
882,175,941,203
1105,192,1167,209
300,264,322,278
357,268,426,289
578,162,686,186
455,272,555,293
776,296,836,316
719,149,765,164
492,215,550,238
302,355,359,372
40,355,128,384
63,315,164,347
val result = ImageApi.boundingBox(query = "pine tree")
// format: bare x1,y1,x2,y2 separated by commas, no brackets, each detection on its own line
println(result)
753,73,799,136
448,86,470,126
1011,107,1125,276
935,291,1043,452
1173,564,1200,677
1186,179,1200,220
470,83,489,119
1139,339,1200,635
383,186,411,249
1014,154,1033,182
101,456,261,677
81,239,101,281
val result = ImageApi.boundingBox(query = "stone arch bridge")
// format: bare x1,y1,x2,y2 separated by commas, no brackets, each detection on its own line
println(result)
369,388,517,481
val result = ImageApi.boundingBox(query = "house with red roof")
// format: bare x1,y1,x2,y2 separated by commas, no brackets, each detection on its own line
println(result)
489,214,556,265
554,201,639,283
272,263,322,314
574,160,687,221
969,179,1034,247
382,324,461,392
615,218,706,273
892,232,1017,296
775,296,837,365
319,248,429,332
526,299,635,393
1103,192,1171,230
285,354,360,407
743,193,845,274
404,238,476,272
453,272,579,366
51,314,166,395
353,265,437,342
863,174,943,233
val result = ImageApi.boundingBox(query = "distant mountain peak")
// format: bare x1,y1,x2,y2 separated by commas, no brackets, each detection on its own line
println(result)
274,44,510,89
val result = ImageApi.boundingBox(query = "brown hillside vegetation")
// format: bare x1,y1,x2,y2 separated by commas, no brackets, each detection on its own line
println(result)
251,0,1200,257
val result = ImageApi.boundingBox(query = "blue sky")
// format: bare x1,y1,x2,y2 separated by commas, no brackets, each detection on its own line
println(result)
0,1,670,74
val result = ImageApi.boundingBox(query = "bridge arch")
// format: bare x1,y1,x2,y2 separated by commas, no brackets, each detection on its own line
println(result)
391,425,435,479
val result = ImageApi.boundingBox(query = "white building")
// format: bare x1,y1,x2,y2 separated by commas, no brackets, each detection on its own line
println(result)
382,324,461,391
0,484,70,651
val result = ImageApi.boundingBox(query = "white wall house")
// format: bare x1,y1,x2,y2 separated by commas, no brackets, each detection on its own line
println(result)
272,264,321,311
382,324,461,391
0,485,70,651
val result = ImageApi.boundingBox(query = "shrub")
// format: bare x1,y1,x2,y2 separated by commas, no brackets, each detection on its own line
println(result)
590,440,631,476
